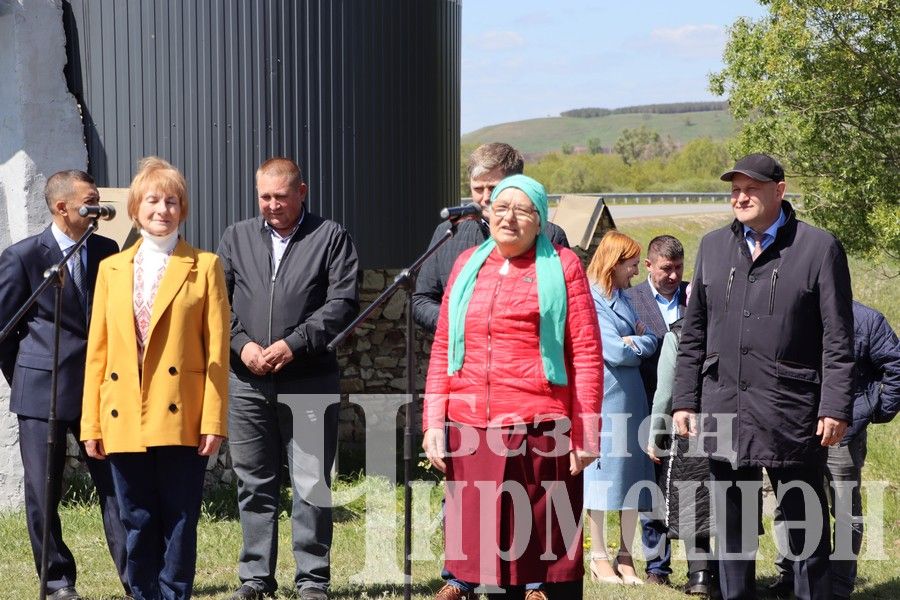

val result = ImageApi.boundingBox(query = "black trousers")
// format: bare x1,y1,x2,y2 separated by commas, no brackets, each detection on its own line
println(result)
18,416,129,595
686,535,712,575
709,459,831,600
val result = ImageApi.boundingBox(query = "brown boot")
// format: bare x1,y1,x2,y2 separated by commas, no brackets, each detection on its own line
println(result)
435,583,476,600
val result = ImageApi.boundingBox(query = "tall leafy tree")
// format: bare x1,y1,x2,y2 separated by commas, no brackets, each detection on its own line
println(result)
587,137,604,155
613,125,676,166
710,0,899,262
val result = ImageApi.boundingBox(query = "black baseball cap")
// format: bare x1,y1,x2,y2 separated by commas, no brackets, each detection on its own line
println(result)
720,153,785,182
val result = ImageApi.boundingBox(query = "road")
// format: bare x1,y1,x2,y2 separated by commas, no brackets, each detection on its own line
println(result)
606,202,733,220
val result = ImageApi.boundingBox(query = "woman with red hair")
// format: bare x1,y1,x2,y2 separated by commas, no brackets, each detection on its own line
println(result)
583,231,658,586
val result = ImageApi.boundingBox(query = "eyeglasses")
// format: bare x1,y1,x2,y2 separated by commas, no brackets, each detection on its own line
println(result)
490,203,537,220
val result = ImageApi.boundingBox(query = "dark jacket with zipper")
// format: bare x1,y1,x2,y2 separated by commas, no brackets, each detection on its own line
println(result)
412,218,569,333
217,212,359,382
672,201,854,468
844,300,899,444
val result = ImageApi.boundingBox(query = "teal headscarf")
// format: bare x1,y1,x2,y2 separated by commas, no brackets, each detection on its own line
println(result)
446,174,568,385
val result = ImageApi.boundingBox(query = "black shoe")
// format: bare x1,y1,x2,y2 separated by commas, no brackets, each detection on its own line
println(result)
298,587,329,600
646,572,671,586
228,584,275,599
48,588,82,600
766,574,793,598
684,570,712,596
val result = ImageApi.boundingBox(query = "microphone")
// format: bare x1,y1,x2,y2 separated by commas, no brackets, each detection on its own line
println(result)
440,202,482,221
78,205,117,220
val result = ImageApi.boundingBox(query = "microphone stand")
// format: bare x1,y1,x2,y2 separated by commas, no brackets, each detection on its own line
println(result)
0,219,99,600
327,218,462,600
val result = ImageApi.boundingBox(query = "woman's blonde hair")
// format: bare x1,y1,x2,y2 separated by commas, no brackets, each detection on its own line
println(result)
586,230,641,297
127,156,189,228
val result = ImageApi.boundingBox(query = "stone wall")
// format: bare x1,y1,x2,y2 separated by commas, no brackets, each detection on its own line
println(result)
337,269,431,451
0,0,93,510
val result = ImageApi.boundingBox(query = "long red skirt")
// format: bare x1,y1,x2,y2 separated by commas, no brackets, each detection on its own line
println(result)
443,421,584,586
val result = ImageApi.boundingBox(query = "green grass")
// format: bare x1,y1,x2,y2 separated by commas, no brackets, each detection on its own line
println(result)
462,111,736,156
0,213,895,599
0,432,896,600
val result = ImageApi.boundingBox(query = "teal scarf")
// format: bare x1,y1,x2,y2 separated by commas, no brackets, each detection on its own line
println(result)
446,174,568,385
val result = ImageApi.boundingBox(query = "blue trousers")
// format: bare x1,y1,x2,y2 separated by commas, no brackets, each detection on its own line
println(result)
640,513,673,576
109,446,207,600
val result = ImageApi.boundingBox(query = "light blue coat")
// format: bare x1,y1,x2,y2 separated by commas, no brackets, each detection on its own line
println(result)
583,286,658,510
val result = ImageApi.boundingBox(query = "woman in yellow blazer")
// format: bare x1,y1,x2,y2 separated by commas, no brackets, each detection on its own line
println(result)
82,157,229,600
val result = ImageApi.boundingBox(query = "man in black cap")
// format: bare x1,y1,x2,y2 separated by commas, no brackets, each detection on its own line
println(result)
672,153,855,600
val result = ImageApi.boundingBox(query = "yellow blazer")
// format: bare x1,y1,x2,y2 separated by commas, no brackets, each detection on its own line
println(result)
81,238,230,453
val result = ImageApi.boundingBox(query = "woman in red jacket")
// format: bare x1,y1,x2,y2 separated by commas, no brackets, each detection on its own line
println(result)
422,174,603,600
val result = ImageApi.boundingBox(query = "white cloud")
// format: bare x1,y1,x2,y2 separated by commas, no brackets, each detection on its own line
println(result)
471,30,527,52
648,24,726,58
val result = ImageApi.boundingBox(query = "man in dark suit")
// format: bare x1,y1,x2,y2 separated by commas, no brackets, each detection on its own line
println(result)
0,171,128,600
623,235,690,588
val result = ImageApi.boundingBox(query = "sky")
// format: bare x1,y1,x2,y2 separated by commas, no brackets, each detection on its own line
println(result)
461,0,769,133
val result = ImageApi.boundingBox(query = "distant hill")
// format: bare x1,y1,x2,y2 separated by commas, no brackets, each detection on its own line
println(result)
462,105,736,157
561,101,728,118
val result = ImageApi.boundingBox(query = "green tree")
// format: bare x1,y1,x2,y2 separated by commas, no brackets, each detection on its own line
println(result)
561,143,575,155
710,0,899,261
613,125,675,166
666,138,731,180
587,137,604,154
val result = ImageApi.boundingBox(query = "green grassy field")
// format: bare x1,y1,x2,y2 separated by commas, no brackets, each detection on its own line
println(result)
462,111,736,156
0,213,895,599
0,452,896,600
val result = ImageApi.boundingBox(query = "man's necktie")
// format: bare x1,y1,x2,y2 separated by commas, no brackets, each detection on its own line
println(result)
751,231,764,261
70,248,88,314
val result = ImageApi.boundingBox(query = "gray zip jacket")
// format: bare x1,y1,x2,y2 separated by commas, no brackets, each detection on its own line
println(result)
217,212,359,380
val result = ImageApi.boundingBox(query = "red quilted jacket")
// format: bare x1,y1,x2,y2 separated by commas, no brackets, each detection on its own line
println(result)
423,245,603,453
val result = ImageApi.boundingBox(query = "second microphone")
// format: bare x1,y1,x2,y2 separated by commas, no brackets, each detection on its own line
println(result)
440,202,482,221
78,205,117,220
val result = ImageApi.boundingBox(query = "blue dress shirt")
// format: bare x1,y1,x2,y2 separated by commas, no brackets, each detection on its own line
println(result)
743,207,786,255
647,276,682,329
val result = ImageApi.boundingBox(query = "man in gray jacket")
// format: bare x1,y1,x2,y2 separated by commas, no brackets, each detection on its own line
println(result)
218,157,359,600
673,154,854,600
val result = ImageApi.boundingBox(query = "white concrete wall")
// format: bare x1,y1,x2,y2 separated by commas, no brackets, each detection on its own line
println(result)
0,0,89,509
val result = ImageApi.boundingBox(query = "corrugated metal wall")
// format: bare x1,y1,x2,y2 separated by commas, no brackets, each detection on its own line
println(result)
63,0,461,268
